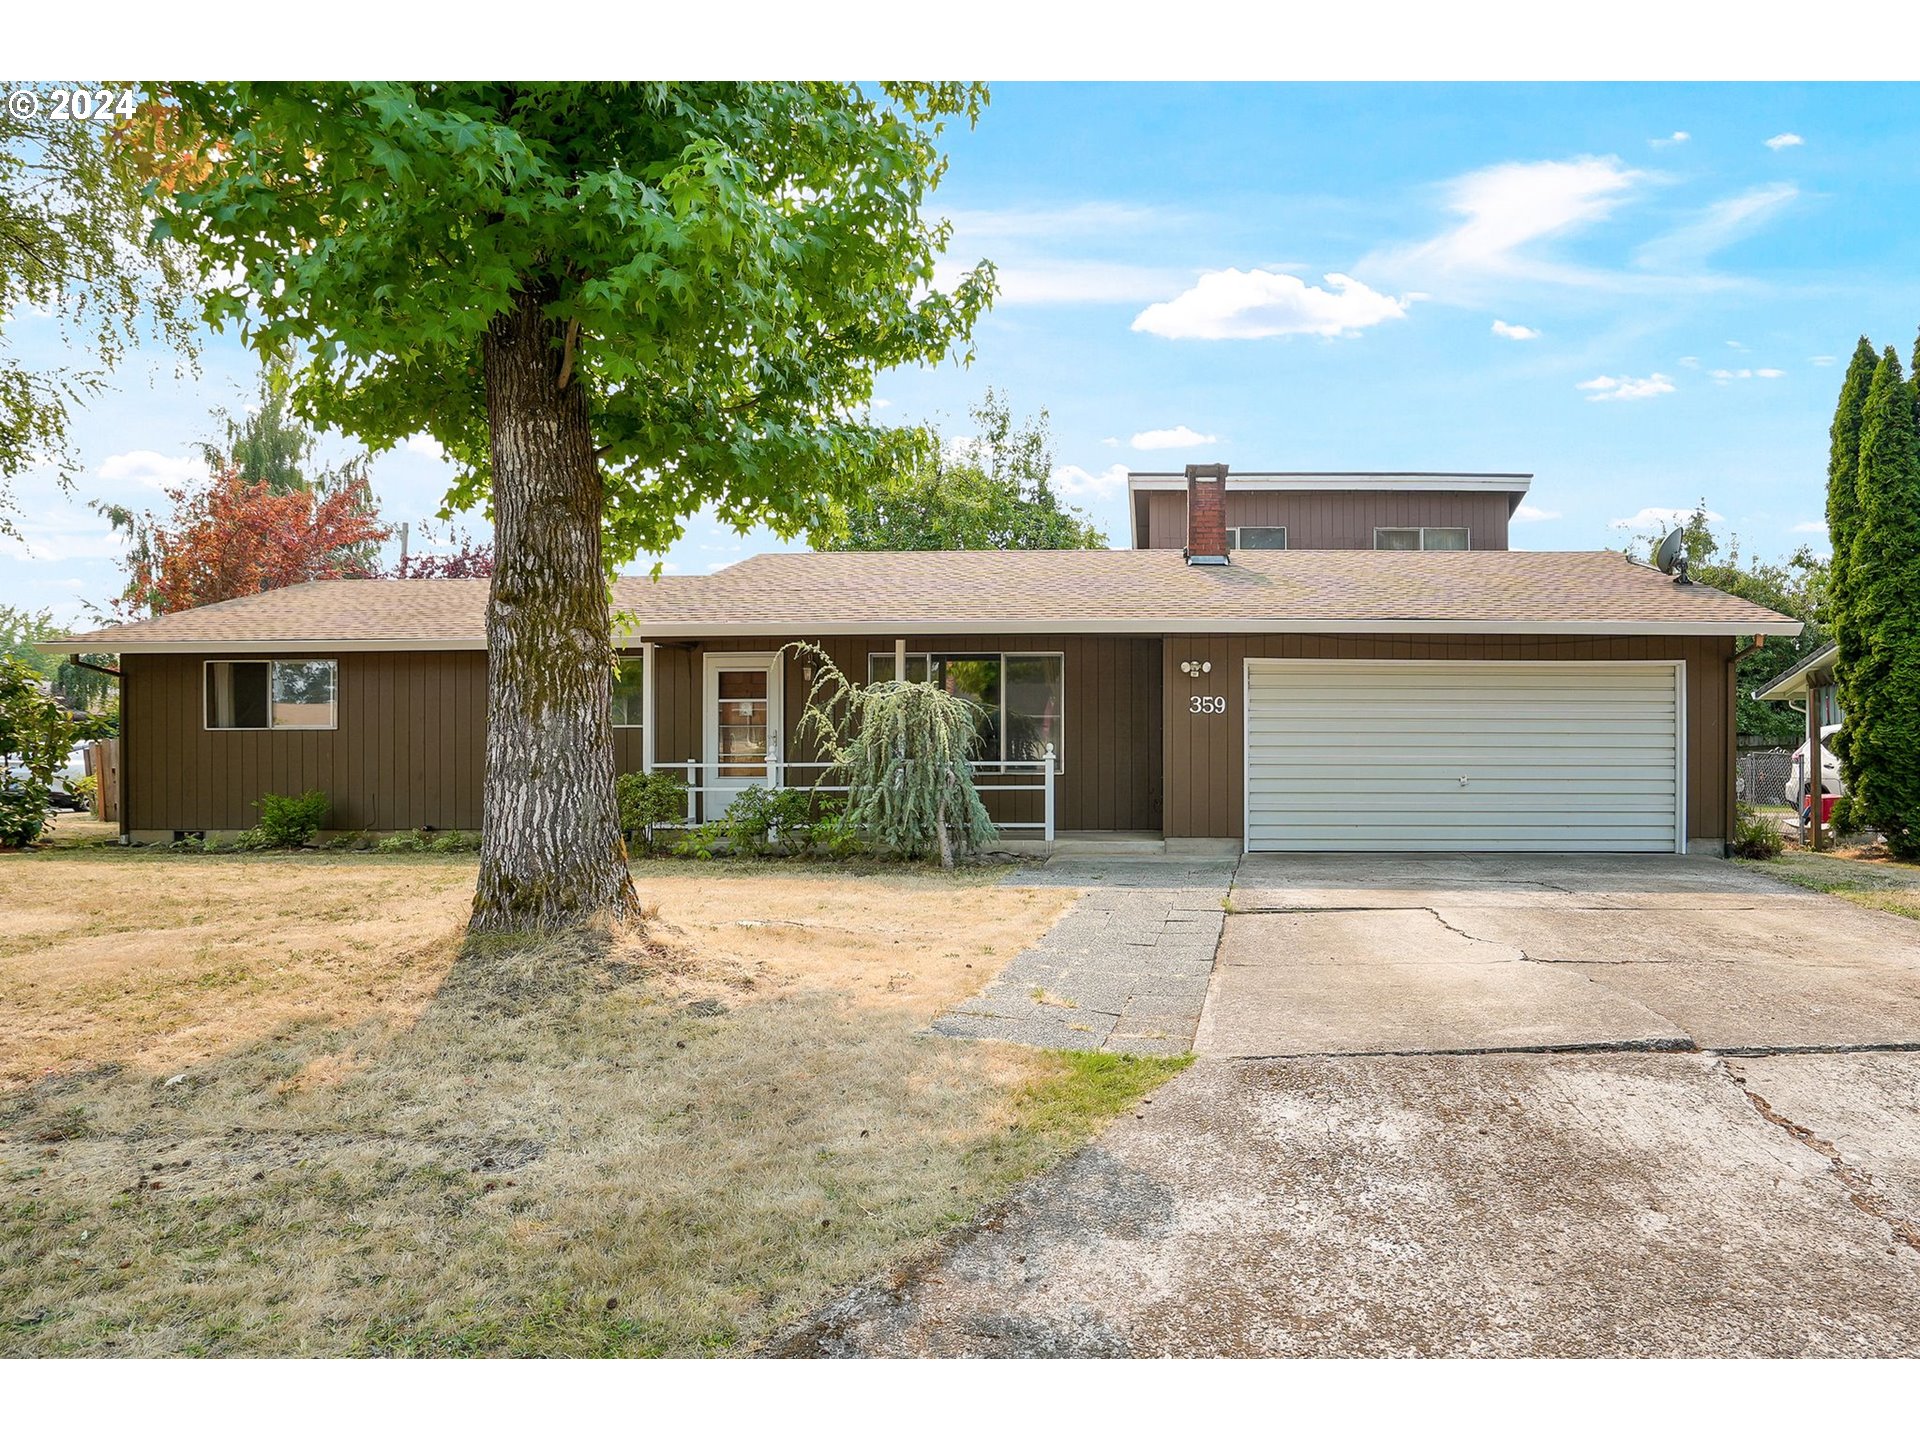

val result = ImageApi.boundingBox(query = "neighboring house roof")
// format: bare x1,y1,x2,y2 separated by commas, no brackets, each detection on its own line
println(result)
1126,470,1533,495
1753,641,1838,702
42,549,1802,653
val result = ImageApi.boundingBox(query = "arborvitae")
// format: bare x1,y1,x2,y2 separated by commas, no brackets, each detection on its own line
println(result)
1845,346,1920,856
1826,336,1878,775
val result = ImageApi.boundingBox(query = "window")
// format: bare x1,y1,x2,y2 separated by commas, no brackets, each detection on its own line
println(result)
1235,526,1288,550
868,650,1065,770
1374,526,1471,551
612,655,646,728
205,659,336,730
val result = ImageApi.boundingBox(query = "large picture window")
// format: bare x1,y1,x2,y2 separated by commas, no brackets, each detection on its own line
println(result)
205,659,337,730
869,650,1064,770
611,655,646,728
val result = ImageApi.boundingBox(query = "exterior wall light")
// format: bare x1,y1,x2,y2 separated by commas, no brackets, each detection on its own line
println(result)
1178,659,1212,677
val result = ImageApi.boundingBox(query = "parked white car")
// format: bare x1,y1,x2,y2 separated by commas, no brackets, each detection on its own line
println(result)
1787,723,1844,804
3,743,91,811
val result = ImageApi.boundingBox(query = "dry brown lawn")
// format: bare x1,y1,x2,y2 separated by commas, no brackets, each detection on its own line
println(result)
0,847,1185,1356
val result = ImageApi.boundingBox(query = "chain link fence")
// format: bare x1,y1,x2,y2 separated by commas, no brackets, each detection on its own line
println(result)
1737,747,1796,808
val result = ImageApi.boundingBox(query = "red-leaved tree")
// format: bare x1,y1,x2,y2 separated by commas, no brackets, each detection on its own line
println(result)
102,466,390,615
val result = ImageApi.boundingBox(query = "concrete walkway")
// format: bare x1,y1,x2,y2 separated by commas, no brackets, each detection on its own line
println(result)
929,857,1236,1055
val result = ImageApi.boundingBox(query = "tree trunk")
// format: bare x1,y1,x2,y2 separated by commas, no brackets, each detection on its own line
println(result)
470,281,642,933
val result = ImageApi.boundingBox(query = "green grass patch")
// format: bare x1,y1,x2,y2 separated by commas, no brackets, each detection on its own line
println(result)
1740,851,1920,922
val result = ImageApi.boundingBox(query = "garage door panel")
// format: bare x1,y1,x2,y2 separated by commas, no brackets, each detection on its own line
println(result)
1244,660,1682,854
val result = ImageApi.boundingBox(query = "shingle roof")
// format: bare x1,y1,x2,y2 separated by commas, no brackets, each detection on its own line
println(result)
44,548,1801,653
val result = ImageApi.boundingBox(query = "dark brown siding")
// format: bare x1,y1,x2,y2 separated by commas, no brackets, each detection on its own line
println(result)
123,651,489,834
1143,489,1513,550
1161,634,1734,845
123,636,1166,837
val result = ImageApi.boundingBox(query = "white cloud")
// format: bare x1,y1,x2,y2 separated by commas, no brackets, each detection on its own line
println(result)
6,511,127,564
1634,183,1797,271
1650,131,1691,148
1051,463,1129,499
869,397,894,411
1491,319,1540,340
404,434,447,460
1709,367,1785,382
1578,373,1675,402
1130,425,1219,451
1100,437,1119,448
1611,505,1721,530
1513,504,1561,522
1756,368,1786,379
1397,155,1642,281
1678,356,1701,368
1131,269,1408,341
987,260,1201,306
1764,133,1804,151
93,450,206,491
1810,355,1837,366
1725,339,1747,350
1792,521,1828,534
932,203,1199,307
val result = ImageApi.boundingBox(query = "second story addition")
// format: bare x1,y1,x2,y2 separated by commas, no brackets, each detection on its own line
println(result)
1129,468,1534,553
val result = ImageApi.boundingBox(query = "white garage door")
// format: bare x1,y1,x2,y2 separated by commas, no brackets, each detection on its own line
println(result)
1244,660,1684,853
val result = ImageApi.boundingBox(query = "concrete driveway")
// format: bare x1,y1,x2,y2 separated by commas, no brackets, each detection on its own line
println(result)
1204,854,1920,1055
775,854,1920,1357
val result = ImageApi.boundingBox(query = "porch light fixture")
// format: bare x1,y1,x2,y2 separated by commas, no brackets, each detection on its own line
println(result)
1179,659,1212,677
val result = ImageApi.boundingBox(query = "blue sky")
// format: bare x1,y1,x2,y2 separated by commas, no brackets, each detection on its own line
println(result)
7,81,1920,626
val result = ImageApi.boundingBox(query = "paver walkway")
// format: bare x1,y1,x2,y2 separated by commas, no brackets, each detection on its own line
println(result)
929,857,1236,1055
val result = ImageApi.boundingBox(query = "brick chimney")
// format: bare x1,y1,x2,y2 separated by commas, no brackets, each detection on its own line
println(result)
1184,463,1229,566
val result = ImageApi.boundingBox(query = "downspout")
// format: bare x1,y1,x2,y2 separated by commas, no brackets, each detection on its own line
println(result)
1726,637,1764,854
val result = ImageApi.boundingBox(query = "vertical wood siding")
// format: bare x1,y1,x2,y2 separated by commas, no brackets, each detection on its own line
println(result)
1159,633,1734,844
123,636,1166,836
1143,490,1513,550
124,652,488,833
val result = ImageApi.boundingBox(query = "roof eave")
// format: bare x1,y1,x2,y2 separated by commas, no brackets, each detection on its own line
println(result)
1752,641,1838,702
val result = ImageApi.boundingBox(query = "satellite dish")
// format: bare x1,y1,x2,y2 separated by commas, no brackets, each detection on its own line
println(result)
1654,527,1691,585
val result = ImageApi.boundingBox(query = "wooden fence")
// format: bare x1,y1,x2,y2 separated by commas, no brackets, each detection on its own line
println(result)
84,738,119,824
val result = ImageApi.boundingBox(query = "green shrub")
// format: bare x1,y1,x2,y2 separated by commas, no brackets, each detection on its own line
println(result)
1732,803,1784,860
1,654,84,847
377,831,428,853
616,770,689,853
254,789,330,848
1828,795,1862,840
668,786,849,859
428,830,480,853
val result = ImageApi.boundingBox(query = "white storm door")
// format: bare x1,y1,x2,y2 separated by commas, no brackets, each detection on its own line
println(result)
702,653,783,815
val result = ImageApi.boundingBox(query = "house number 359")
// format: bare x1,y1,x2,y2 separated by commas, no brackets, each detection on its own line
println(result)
1189,695,1226,715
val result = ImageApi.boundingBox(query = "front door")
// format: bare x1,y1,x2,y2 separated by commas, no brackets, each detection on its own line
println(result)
702,653,783,817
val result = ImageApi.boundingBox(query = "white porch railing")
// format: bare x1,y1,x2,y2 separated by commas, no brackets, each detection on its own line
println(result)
643,746,1056,847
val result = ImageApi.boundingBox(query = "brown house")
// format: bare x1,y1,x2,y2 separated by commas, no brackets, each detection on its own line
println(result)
47,466,1800,856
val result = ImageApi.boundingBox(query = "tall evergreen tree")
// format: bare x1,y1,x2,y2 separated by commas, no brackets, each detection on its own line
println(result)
1825,336,1878,776
1845,346,1920,856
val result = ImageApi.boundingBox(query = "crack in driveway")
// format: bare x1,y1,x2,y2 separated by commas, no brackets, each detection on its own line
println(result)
1717,1057,1920,1254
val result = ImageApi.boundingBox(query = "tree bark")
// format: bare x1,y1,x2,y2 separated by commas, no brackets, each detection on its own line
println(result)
470,281,642,933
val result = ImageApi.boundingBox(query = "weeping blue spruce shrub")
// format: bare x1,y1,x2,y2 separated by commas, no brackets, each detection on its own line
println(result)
787,642,997,866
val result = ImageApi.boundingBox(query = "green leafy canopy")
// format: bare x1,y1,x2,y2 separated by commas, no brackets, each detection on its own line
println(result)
826,388,1107,552
155,82,997,567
